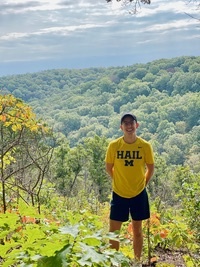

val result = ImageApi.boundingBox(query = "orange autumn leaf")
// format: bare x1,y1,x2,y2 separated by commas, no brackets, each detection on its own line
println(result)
21,216,36,224
150,256,157,263
0,114,7,122
16,226,23,232
150,213,160,226
160,229,169,238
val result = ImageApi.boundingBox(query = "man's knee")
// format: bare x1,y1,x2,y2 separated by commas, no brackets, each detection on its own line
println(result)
132,220,142,236
109,219,122,232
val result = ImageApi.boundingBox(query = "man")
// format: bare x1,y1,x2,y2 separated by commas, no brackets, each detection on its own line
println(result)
105,113,154,266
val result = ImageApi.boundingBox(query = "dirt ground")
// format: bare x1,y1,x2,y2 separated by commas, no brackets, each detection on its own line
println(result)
154,249,186,266
142,248,200,267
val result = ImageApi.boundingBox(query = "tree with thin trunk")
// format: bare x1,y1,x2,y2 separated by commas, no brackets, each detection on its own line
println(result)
0,94,53,213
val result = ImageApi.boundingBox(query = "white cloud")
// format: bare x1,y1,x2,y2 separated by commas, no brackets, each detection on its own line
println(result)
144,19,199,33
0,0,199,76
0,22,107,41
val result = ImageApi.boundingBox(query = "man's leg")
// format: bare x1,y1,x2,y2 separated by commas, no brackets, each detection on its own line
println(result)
109,219,123,250
132,220,143,261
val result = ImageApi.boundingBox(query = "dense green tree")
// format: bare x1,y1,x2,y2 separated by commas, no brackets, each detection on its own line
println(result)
189,63,200,73
142,72,156,83
53,138,90,198
148,64,160,75
138,111,159,135
119,79,150,102
174,166,200,239
164,133,189,165
89,104,114,117
186,97,200,130
152,72,171,93
173,73,199,94
53,135,110,202
53,138,71,196
83,135,110,202
56,113,81,135
148,153,174,206
132,68,148,79
175,121,186,134
156,120,176,144
98,77,115,93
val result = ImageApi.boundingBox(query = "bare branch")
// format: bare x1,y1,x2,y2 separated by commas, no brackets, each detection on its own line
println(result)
106,0,151,3
106,0,151,14
185,12,200,21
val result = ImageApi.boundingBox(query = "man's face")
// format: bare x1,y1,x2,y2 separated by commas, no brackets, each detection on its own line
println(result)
120,116,138,134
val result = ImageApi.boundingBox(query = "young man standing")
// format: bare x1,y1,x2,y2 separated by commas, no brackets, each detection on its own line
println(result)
105,113,154,266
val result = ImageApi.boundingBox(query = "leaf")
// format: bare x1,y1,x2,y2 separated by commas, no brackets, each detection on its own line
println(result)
0,243,16,258
30,124,39,132
0,212,19,229
38,238,67,257
11,123,22,132
0,114,7,122
25,224,46,243
78,242,105,264
37,244,71,267
18,199,40,218
59,224,79,238
82,236,101,246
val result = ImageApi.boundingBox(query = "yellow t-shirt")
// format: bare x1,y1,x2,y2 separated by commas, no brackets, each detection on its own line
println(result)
105,136,154,198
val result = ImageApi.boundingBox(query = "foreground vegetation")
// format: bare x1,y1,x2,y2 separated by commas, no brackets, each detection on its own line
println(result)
0,188,199,266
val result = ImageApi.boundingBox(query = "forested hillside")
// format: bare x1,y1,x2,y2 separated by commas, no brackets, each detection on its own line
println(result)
0,56,199,171
0,56,200,266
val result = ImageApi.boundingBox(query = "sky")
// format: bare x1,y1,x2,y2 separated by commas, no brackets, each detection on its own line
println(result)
0,0,200,76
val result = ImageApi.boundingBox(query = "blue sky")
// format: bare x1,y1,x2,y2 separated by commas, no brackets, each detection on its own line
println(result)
0,0,199,76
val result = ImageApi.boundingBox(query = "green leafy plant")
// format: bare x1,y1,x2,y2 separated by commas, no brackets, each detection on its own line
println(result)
0,203,132,267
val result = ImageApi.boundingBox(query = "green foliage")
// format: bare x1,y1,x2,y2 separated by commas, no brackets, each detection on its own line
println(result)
0,179,199,266
123,201,199,265
83,135,110,202
0,94,53,213
176,168,200,241
52,135,110,203
148,209,198,252
0,56,199,164
0,204,131,267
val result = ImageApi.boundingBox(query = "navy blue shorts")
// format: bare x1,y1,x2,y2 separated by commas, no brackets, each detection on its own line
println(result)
110,188,150,222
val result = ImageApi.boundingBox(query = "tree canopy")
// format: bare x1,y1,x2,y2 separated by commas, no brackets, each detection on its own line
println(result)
0,95,54,212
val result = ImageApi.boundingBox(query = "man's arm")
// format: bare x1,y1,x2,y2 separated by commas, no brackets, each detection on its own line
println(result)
145,163,154,185
106,162,114,179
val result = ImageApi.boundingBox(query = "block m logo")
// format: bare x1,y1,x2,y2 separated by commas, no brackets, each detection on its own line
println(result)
124,160,134,166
